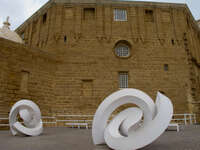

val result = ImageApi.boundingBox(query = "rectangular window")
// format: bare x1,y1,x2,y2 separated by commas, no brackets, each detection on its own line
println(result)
82,80,93,97
164,64,169,71
32,19,38,33
21,32,25,40
145,9,154,22
65,8,73,19
114,9,127,21
119,72,128,88
43,13,47,23
20,71,30,93
161,11,171,23
84,8,95,20
171,39,175,45
64,35,67,43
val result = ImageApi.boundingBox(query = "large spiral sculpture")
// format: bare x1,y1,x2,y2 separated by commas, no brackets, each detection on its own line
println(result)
9,100,43,136
92,88,173,150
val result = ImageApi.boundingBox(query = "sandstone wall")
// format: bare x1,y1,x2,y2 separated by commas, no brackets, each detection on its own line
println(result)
0,38,58,117
41,3,192,115
11,1,200,122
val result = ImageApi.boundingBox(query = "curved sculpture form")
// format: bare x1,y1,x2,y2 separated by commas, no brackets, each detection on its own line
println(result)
92,88,173,150
9,100,43,136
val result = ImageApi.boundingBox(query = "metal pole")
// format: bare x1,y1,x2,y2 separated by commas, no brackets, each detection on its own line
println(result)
194,114,197,124
189,114,192,124
184,114,187,125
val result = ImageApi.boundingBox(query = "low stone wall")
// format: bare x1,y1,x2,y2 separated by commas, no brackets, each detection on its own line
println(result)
0,38,58,117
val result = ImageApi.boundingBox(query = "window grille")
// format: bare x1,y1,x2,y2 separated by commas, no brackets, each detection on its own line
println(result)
115,46,130,57
119,72,128,88
114,9,127,21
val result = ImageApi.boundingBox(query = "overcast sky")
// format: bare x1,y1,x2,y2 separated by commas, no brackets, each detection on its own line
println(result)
0,0,199,30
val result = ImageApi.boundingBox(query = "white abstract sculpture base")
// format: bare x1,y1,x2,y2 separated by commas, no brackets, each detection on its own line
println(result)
9,100,43,136
92,88,173,150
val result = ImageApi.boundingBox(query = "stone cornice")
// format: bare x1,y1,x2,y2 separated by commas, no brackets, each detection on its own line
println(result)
16,0,196,34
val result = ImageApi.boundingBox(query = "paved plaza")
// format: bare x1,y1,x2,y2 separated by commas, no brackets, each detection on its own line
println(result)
0,125,199,150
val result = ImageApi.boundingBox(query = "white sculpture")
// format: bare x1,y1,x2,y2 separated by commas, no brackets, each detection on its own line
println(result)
9,100,43,136
92,88,173,150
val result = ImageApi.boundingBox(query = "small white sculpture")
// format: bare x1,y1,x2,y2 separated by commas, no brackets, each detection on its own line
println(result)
4,16,10,28
9,100,43,136
92,88,173,150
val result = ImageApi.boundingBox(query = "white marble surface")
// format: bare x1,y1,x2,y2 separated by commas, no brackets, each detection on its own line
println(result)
9,100,43,136
92,88,173,150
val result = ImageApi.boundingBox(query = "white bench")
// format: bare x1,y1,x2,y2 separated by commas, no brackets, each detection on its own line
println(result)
65,123,88,129
168,123,179,132
0,117,9,127
0,124,9,126
42,116,56,125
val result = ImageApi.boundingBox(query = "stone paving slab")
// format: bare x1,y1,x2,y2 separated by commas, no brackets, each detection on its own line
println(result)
0,125,199,150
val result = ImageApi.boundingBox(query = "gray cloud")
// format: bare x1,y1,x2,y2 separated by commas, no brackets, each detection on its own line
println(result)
0,0,199,30
186,0,200,20
0,0,48,30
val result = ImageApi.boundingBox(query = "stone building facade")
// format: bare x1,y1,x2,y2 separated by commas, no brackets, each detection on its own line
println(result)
1,0,200,123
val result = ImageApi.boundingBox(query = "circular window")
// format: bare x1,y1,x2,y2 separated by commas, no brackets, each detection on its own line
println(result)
115,45,130,57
